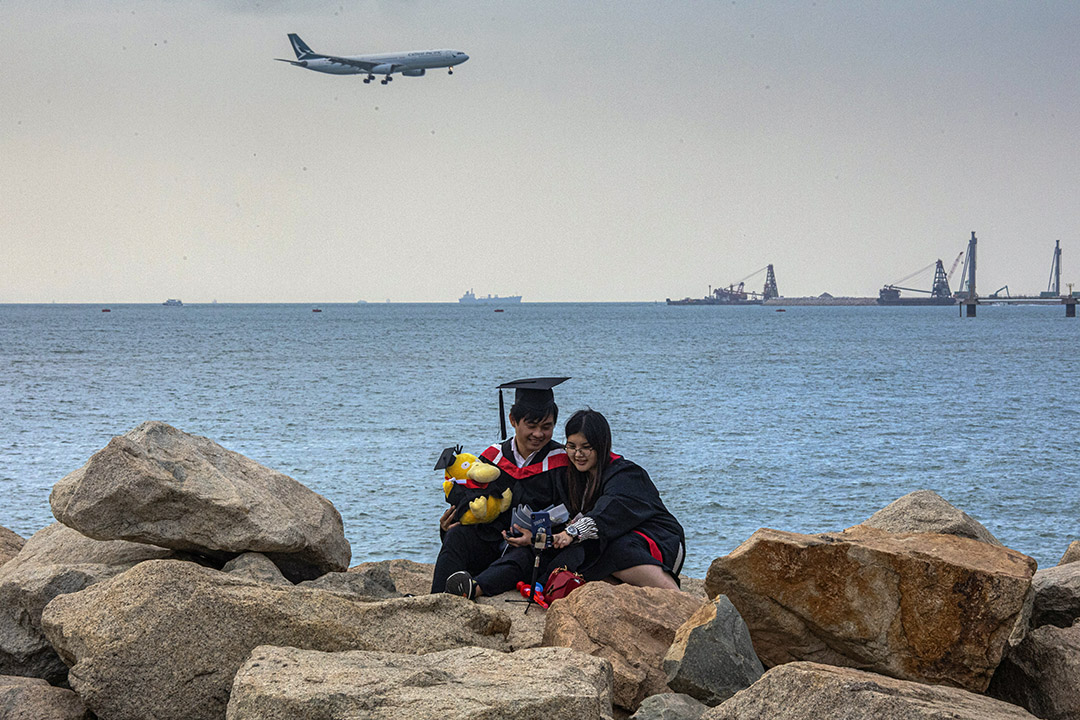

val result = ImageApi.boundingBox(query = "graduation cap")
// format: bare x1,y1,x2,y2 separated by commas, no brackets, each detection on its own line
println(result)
497,377,570,440
434,444,463,471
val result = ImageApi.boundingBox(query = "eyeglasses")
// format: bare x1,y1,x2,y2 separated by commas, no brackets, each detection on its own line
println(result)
565,444,594,456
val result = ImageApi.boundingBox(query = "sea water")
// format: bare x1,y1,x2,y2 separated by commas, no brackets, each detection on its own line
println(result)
1,302,1077,578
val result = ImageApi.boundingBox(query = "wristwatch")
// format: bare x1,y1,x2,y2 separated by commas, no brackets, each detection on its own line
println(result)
565,524,580,540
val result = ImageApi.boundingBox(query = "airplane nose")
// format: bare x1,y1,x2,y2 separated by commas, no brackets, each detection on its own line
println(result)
460,53,469,63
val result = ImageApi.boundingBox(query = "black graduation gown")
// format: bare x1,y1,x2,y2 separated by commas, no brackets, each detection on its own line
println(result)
467,437,567,542
560,456,685,581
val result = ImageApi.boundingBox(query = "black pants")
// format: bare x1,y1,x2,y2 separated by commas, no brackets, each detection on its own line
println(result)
477,543,586,596
431,524,505,593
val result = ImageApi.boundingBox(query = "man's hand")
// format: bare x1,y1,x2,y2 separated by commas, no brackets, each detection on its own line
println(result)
552,531,573,549
503,524,532,547
439,507,460,533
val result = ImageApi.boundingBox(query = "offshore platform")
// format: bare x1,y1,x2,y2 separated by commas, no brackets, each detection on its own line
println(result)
666,265,779,305
879,233,1077,317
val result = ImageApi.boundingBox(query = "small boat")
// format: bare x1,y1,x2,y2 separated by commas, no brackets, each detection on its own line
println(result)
102,308,111,313
776,308,786,312
162,299,183,307
312,308,322,313
494,309,505,313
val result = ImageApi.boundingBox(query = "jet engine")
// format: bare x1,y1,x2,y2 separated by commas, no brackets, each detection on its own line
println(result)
402,68,426,77
371,63,395,75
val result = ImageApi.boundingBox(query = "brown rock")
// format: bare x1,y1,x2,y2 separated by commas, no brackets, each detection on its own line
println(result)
1059,540,1080,566
41,559,512,720
225,644,615,720
0,674,91,720
704,525,1035,692
863,490,1002,545
703,662,1039,720
0,526,24,568
0,523,172,682
988,620,1080,720
50,421,350,581
542,582,704,712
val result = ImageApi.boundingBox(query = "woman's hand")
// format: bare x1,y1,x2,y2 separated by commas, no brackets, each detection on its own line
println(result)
553,531,573,549
503,524,532,547
439,507,459,533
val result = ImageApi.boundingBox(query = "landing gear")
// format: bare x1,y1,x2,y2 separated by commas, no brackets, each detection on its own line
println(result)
364,73,374,84
448,67,454,75
380,75,392,85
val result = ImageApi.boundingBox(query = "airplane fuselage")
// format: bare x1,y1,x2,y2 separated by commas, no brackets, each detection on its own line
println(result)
277,36,468,81
300,50,465,75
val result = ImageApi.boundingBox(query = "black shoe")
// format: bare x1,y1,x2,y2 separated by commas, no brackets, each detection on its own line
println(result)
445,571,477,600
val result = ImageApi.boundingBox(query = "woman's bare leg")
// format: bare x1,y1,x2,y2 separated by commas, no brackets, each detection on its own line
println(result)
611,564,679,590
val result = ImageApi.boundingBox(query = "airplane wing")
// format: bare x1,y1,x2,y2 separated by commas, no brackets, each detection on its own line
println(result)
322,54,404,73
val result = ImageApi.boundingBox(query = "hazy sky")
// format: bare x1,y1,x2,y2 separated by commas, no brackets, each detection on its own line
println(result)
3,1,1078,302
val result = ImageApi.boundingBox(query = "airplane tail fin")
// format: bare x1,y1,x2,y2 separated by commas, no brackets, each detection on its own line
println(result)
288,33,319,60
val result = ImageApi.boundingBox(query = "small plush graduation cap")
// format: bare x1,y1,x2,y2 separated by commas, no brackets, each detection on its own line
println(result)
497,377,569,439
434,444,463,471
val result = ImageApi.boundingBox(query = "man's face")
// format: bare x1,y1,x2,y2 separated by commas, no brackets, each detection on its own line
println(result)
510,413,556,457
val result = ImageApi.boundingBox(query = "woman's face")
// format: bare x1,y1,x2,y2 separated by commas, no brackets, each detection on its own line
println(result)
565,432,598,475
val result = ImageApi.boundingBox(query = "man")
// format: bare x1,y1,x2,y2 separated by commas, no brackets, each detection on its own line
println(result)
430,377,568,596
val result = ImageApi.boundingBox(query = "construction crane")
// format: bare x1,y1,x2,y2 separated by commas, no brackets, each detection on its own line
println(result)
947,252,964,282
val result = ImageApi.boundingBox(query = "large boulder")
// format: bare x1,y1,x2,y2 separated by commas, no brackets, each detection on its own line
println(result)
863,490,1002,545
542,582,703,712
0,674,91,720
0,523,171,682
663,595,764,706
226,644,614,720
704,525,1035,692
1059,541,1080,566
49,421,350,581
1031,561,1080,628
0,526,24,568
41,559,511,720
702,662,1039,720
987,620,1080,720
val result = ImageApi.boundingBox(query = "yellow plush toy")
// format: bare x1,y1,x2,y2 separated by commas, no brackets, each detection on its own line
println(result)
436,446,512,525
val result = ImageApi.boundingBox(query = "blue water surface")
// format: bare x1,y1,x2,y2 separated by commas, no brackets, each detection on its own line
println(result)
1,302,1076,578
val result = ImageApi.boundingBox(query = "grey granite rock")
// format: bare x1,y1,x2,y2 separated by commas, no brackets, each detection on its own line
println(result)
1031,561,1080,628
704,662,1039,720
50,421,350,581
41,559,511,720
226,644,614,720
630,693,708,720
0,674,91,720
988,620,1080,720
0,523,171,682
862,489,1002,545
222,552,290,585
663,595,764,706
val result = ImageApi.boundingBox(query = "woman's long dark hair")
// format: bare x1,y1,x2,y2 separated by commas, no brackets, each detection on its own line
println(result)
564,409,612,515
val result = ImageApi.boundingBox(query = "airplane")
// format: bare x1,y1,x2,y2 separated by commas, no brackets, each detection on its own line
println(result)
275,33,469,85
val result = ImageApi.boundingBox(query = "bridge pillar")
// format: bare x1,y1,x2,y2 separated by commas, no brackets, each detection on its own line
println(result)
1067,299,1076,318
961,300,977,317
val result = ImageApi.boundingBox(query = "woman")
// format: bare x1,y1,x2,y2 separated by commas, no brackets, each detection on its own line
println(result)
552,409,685,589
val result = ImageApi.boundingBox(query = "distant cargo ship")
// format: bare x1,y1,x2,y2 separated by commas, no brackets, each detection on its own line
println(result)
162,299,183,306
459,290,522,304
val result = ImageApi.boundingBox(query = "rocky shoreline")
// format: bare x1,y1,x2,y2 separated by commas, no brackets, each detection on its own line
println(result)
1,421,1076,719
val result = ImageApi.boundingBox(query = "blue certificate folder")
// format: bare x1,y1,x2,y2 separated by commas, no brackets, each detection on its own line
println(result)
511,503,569,533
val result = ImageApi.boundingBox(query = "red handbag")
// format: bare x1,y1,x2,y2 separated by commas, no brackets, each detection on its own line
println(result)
545,567,586,601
